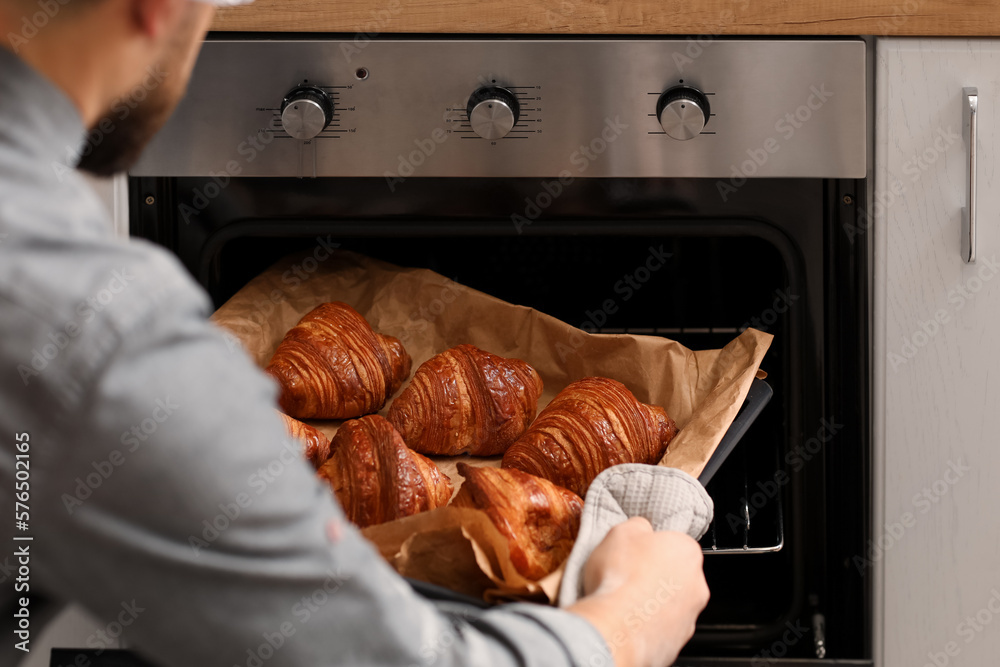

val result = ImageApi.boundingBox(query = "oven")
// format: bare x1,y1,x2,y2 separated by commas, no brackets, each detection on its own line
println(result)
114,36,872,666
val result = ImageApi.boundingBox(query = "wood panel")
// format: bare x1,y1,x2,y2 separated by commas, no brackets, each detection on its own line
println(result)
213,0,1000,36
875,38,1000,667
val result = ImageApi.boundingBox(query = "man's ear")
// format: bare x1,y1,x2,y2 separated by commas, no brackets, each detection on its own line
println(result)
129,0,184,39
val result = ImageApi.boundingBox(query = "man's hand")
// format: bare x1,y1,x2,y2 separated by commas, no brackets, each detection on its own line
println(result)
567,518,710,667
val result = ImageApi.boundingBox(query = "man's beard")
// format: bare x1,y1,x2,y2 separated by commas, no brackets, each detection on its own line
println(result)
76,74,174,177
76,8,204,177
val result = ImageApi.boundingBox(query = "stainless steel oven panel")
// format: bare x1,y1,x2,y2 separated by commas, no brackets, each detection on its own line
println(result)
132,38,867,179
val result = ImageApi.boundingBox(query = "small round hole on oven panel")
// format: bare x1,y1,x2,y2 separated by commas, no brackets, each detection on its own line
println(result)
355,68,369,80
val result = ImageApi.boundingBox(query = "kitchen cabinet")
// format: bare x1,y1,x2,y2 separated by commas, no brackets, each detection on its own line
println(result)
875,38,1000,667
212,0,1000,36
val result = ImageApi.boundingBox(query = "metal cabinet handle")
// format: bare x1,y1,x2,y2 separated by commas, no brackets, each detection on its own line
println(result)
962,87,978,264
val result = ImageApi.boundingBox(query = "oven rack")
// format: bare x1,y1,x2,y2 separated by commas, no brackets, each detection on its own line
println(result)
700,443,785,555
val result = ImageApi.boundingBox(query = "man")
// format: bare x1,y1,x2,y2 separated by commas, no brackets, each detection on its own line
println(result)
0,1,709,666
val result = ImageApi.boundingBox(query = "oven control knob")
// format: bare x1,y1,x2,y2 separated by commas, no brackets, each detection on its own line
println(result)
467,86,521,140
656,86,711,141
281,86,334,141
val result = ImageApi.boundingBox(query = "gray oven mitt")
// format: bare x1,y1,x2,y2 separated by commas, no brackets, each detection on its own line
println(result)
558,464,714,607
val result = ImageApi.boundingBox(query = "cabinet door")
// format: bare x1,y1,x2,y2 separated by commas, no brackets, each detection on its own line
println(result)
876,39,1000,667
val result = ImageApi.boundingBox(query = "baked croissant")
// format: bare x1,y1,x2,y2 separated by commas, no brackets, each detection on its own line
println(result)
279,412,332,468
388,344,543,456
452,463,583,581
265,302,411,419
318,415,452,528
502,377,678,497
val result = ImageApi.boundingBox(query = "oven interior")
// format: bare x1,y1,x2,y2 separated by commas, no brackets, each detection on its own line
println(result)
128,174,872,665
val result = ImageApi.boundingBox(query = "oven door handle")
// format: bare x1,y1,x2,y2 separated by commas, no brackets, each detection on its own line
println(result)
962,86,978,264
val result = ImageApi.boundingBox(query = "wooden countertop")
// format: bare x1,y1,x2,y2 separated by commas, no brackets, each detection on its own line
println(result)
213,0,1000,36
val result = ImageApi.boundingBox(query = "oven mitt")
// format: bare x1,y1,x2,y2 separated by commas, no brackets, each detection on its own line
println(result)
557,464,714,607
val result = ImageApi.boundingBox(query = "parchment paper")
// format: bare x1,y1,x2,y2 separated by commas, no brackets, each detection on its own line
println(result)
211,249,773,602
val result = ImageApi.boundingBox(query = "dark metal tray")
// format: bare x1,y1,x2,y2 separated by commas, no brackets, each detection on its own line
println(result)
698,377,773,486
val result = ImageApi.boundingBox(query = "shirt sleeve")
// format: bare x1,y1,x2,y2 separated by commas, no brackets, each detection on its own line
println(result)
28,255,611,667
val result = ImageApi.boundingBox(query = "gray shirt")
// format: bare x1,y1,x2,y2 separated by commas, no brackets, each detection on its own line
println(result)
0,47,609,667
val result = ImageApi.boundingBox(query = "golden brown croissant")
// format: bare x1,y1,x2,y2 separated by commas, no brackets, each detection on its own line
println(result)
265,302,411,419
318,415,452,528
278,412,332,469
452,463,583,581
387,344,543,456
501,377,678,497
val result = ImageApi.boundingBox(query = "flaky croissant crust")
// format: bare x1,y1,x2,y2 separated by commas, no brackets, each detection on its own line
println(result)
452,463,583,581
388,344,543,456
278,412,332,469
318,415,452,528
501,377,678,497
266,302,411,419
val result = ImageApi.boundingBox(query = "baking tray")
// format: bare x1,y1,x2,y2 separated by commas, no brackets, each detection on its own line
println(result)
698,377,773,486
409,377,773,605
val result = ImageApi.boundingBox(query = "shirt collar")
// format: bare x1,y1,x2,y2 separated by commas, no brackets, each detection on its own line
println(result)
0,46,86,167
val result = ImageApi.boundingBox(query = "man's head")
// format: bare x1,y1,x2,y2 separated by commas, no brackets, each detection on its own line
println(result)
1,0,248,175
77,2,214,175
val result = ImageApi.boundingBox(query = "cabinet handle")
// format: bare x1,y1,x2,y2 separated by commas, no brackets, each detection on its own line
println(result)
962,87,978,264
